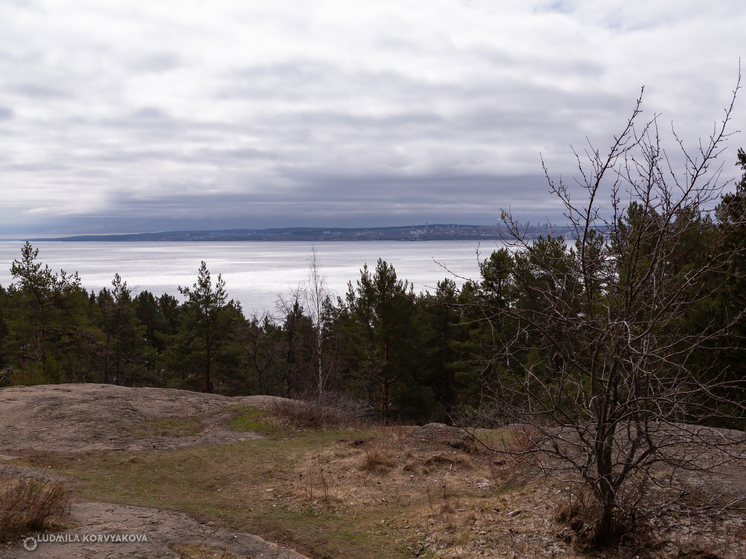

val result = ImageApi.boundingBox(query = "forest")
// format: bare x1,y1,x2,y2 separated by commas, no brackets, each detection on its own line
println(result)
1,80,744,550
0,151,744,429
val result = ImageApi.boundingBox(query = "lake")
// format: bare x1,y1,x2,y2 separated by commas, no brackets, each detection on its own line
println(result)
0,241,500,316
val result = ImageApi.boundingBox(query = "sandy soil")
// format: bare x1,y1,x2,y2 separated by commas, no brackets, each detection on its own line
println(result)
0,384,308,559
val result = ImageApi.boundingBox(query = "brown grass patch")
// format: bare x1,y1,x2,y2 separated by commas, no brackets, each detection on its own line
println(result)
483,425,538,486
359,438,397,473
271,394,372,429
0,467,69,541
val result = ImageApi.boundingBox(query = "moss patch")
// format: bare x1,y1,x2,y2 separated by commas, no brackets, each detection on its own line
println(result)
225,405,286,437
136,417,203,437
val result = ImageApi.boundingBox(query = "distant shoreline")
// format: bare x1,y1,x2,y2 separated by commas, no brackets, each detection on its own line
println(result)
20,223,571,243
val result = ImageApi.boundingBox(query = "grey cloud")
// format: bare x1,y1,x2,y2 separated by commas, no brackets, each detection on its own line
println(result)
6,161,70,172
292,109,444,129
537,1,578,15
194,147,279,161
6,83,69,99
473,47,604,79
0,1,742,237
129,53,182,73
218,59,619,141
90,172,558,226
2,0,41,9
221,61,490,107
218,61,334,99
76,108,185,139
81,145,278,166
133,107,171,120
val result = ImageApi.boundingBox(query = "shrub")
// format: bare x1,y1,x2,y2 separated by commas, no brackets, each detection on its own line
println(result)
271,392,373,429
554,485,648,550
485,425,538,484
481,77,746,546
0,467,69,540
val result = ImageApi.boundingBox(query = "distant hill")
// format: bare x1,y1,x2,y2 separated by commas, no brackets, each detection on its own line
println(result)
29,224,569,242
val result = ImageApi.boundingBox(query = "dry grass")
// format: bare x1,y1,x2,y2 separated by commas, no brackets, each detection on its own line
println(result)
0,467,69,541
359,438,397,473
12,404,745,559
270,394,372,429
476,425,538,489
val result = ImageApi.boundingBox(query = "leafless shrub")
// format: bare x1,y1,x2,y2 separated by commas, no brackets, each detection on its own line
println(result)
485,425,538,484
439,480,455,516
554,484,651,551
318,467,329,502
479,72,746,546
303,467,330,502
271,391,373,429
0,467,69,540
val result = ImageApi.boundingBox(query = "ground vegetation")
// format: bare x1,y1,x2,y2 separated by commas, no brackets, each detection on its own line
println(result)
1,85,746,554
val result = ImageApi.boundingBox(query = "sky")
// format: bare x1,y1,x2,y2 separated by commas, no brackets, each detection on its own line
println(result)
1,0,744,237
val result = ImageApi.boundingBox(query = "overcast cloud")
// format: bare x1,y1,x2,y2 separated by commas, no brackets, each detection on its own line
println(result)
1,0,744,236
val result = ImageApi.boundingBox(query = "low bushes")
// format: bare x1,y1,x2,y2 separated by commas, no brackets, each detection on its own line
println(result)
271,393,373,429
0,467,69,540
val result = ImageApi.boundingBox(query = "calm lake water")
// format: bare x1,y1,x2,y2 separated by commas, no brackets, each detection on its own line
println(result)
0,241,499,316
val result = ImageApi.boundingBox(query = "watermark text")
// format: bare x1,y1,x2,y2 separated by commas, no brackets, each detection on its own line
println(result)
23,533,149,551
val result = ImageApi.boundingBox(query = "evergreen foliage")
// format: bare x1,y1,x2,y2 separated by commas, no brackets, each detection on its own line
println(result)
0,145,743,438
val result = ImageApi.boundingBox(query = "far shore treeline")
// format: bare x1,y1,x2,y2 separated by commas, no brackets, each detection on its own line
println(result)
0,148,745,425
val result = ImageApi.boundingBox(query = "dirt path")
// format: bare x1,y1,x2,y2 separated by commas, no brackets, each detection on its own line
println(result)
0,384,309,559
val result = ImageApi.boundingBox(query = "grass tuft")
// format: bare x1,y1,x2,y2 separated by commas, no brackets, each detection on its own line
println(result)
0,467,69,541
360,438,397,473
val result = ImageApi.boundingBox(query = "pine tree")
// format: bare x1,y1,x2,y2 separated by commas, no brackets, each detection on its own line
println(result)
166,262,242,393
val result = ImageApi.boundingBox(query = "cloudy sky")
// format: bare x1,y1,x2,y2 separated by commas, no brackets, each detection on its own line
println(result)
1,0,744,237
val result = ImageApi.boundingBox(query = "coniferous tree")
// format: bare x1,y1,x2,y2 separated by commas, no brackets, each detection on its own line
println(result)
94,274,153,385
166,262,242,393
4,242,98,383
346,259,416,418
415,279,463,421
241,313,283,395
0,285,9,382
276,294,316,397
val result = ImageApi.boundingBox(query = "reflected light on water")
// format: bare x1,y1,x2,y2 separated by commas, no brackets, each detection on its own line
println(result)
0,241,502,316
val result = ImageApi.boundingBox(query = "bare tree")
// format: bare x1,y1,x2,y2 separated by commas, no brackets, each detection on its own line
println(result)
275,247,332,398
304,247,332,398
488,76,746,545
